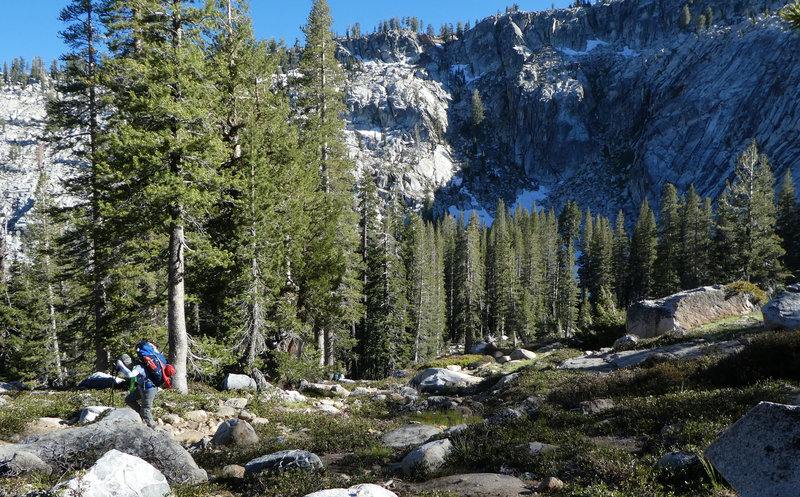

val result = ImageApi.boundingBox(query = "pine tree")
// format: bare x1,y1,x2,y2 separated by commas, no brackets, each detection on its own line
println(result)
48,0,112,371
776,169,800,276
679,4,692,30
487,199,513,343
454,211,484,353
678,184,712,288
629,199,657,301
470,89,485,134
557,201,581,335
714,140,785,286
612,210,629,307
295,0,357,367
654,183,681,295
102,0,227,393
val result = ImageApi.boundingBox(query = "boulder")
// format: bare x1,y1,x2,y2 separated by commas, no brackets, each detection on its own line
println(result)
762,285,800,330
224,397,249,409
244,450,323,475
222,373,257,391
52,449,171,497
401,439,453,475
469,341,491,354
407,473,530,497
80,406,113,424
487,408,527,425
3,412,206,484
78,372,125,390
626,285,755,338
221,464,245,479
184,410,208,423
212,419,259,447
0,381,25,393
217,406,237,418
575,398,615,415
656,451,700,471
0,449,52,476
496,355,513,364
528,442,559,456
381,424,442,449
612,334,639,351
706,402,800,497
410,368,483,393
538,476,564,491
304,483,398,497
509,349,536,361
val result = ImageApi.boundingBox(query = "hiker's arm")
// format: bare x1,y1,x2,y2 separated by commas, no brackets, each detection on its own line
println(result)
116,359,136,378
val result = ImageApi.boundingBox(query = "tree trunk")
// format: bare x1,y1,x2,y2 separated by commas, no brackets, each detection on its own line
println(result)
167,219,188,394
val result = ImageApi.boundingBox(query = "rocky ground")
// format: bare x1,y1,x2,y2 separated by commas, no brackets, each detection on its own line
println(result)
1,313,799,496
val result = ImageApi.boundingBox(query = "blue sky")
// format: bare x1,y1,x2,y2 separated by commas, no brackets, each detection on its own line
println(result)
0,0,570,65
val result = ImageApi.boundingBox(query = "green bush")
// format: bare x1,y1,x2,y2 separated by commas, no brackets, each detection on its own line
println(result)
725,280,768,306
702,330,800,387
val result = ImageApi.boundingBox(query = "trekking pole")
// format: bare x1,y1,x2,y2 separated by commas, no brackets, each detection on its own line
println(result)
109,364,116,408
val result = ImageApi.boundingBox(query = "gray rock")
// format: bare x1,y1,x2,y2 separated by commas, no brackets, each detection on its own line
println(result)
222,373,257,391
79,406,113,424
6,415,206,483
52,449,170,497
509,349,536,361
626,286,754,339
469,341,491,354
221,464,245,479
304,483,398,497
407,473,530,497
212,419,259,447
401,439,453,475
487,408,527,425
0,450,52,476
410,368,483,393
244,450,323,475
538,476,564,491
496,355,513,364
382,424,442,449
612,334,639,351
443,424,468,435
576,399,615,415
706,402,800,497
99,407,144,425
0,381,25,393
184,410,208,422
656,451,700,471
762,287,800,330
489,372,520,392
224,397,248,409
528,442,559,456
78,372,125,390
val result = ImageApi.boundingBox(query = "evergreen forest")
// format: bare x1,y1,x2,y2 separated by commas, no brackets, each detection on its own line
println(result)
2,0,800,392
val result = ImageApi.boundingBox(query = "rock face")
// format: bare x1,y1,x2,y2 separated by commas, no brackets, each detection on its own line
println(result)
7,0,800,249
410,367,483,393
706,402,800,497
0,409,207,484
762,284,800,330
626,285,755,338
52,449,171,497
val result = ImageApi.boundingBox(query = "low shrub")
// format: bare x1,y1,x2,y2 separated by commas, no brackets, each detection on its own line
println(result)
725,280,768,306
701,330,800,387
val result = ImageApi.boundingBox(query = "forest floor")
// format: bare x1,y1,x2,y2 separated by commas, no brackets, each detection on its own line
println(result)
1,313,798,497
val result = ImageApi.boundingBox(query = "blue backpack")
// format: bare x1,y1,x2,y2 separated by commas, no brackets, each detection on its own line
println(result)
135,341,174,389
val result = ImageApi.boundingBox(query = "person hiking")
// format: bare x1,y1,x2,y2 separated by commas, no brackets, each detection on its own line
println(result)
116,341,174,428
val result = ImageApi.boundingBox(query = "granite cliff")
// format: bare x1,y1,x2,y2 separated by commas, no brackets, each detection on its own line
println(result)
2,0,800,239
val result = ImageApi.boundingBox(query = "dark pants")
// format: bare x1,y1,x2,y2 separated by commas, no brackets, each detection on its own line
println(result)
125,385,157,428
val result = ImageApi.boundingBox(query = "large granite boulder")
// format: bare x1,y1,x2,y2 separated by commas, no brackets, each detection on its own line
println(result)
706,402,800,497
410,368,483,393
78,372,126,390
762,284,800,330
52,449,171,497
0,408,207,484
381,424,442,449
626,285,755,338
244,450,323,476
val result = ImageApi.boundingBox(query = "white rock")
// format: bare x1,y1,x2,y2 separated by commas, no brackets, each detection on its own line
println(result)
52,449,170,497
80,406,112,424
401,439,453,475
304,483,398,497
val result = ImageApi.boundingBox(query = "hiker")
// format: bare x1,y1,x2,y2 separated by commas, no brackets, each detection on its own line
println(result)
116,341,174,428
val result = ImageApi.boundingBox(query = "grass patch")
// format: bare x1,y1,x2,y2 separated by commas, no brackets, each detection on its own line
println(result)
0,391,84,440
419,355,490,370
407,410,481,427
